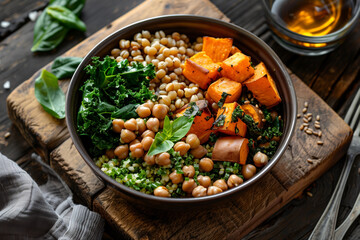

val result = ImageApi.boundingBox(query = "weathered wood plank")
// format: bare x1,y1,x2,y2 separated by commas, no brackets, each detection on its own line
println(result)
50,138,105,207
93,173,284,240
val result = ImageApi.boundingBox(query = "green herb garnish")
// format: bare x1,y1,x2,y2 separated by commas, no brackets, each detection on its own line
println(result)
217,92,231,108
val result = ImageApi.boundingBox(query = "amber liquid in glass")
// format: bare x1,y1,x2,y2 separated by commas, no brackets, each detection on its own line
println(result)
271,0,353,36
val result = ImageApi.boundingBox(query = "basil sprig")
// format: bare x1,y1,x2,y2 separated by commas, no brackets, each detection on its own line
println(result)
147,116,194,156
46,6,86,32
51,56,83,79
31,0,86,52
35,69,66,119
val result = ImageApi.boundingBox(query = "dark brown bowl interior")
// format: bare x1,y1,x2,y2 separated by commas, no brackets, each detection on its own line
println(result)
66,15,297,209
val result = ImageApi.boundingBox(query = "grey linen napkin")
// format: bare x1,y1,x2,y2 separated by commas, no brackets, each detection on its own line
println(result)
0,153,104,240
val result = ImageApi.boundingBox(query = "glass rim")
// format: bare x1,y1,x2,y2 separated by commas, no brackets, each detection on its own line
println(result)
261,0,360,42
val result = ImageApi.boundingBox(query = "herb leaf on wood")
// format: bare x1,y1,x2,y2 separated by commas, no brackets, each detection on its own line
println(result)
34,69,66,119
51,56,83,79
46,6,87,32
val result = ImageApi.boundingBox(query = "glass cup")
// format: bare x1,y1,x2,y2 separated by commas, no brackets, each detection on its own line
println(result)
261,0,360,56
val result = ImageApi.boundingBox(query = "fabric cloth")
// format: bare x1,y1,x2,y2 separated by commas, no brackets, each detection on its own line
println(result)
0,153,104,240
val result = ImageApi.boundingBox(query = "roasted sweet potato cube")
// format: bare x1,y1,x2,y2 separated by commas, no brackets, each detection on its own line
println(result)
182,52,220,89
175,100,215,144
220,52,254,83
214,102,247,137
244,62,281,108
240,103,264,128
202,37,233,62
207,77,242,103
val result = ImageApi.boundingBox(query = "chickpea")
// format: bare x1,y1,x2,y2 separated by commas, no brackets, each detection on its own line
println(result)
120,129,136,143
141,130,155,139
143,100,155,110
105,149,115,159
190,145,208,159
253,152,269,167
155,152,171,166
182,179,197,193
182,165,195,178
227,175,243,188
141,136,154,151
197,175,211,188
213,179,228,191
173,141,190,156
129,142,142,152
169,171,183,184
199,158,214,172
152,104,168,120
124,118,138,131
192,186,207,197
186,134,200,149
207,186,223,195
242,164,257,180
146,118,160,132
136,105,151,118
144,153,155,165
154,186,170,197
112,119,124,133
132,148,144,158
136,118,146,134
114,145,128,160
111,48,121,57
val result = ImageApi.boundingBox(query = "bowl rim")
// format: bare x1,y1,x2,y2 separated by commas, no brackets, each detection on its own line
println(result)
66,14,297,204
260,0,360,42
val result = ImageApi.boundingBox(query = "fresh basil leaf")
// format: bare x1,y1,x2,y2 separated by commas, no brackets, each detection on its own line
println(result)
51,56,83,79
47,6,86,32
162,116,172,136
169,116,193,142
147,133,174,156
31,0,85,52
34,69,65,119
111,104,139,119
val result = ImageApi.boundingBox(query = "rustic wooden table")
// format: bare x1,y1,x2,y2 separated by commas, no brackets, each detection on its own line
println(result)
1,0,359,239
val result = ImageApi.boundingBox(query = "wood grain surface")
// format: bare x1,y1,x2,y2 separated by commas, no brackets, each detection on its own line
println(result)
2,0,359,239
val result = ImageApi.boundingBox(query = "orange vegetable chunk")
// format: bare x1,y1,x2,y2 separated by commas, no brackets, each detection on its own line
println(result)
240,104,264,128
202,37,233,62
212,136,249,165
207,77,242,103
244,62,281,108
214,102,247,137
182,51,220,89
175,100,215,144
220,52,254,83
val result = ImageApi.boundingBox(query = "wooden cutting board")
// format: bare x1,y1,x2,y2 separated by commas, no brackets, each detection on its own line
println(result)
6,0,352,239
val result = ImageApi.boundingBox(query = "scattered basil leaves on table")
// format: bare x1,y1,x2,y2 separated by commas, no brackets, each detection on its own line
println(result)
34,69,66,119
46,6,87,32
34,56,83,119
31,0,86,52
51,56,83,79
147,116,194,156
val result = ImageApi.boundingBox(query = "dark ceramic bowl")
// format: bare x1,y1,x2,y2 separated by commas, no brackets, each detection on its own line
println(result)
66,15,297,209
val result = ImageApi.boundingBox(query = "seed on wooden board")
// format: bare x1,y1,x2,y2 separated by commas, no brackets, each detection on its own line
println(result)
313,131,318,136
307,159,314,164
315,120,320,125
307,113,313,117
303,123,309,127
308,116,312,122
304,127,309,131
315,124,321,129
304,102,309,108
305,129,313,135
297,114,301,118
317,141,323,145
307,192,313,197
4,132,10,138
316,115,320,121
300,125,305,131
318,131,322,137
303,118,309,123
303,108,307,113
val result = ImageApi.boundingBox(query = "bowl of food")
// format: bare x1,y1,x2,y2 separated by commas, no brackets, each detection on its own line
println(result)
66,15,297,209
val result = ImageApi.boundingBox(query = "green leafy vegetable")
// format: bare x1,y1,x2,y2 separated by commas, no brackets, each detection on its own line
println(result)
147,116,194,156
31,0,85,52
77,57,156,156
217,92,231,108
51,56,83,79
34,69,66,119
46,6,86,32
